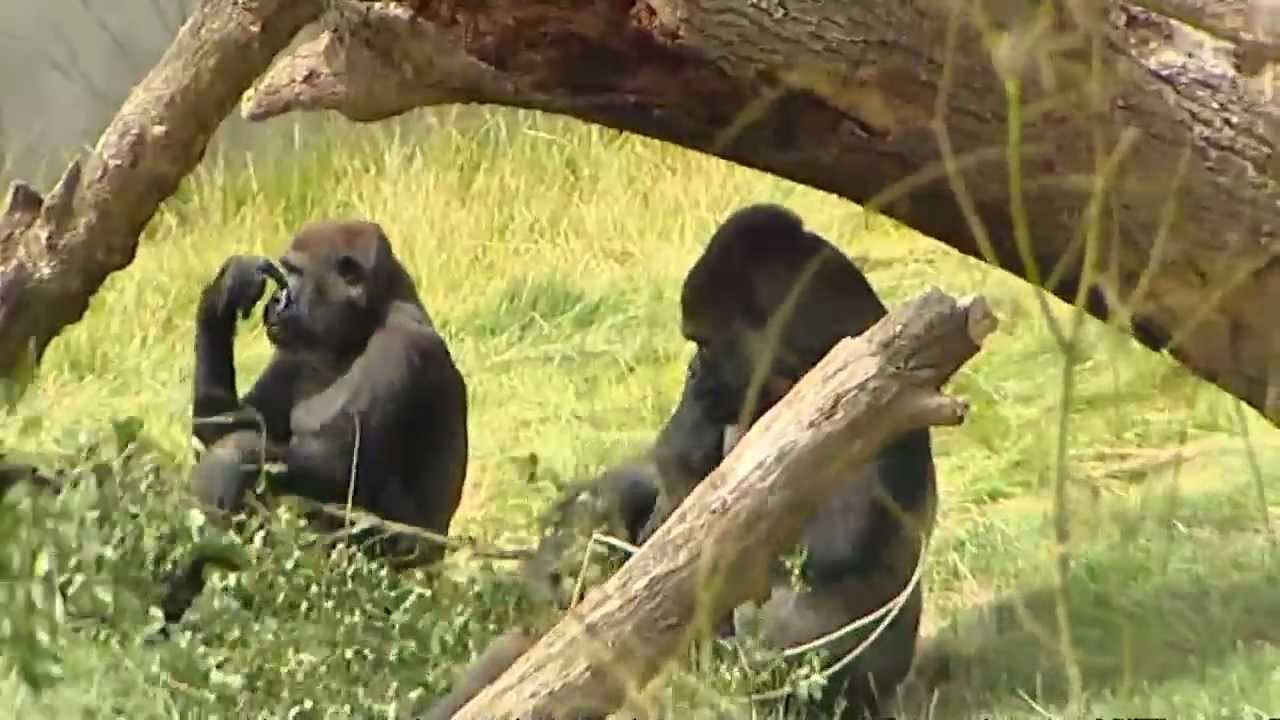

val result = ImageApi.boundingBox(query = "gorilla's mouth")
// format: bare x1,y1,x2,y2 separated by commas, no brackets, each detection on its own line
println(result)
259,260,296,348
263,315,287,347
261,290,302,349
262,302,304,349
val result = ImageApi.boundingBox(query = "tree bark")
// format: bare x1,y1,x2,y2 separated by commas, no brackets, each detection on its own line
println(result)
0,0,322,377
442,288,994,720
238,0,1280,427
0,2,1276,427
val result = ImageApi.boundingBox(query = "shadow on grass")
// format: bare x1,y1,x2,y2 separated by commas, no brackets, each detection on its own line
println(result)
906,479,1279,717
919,570,1279,710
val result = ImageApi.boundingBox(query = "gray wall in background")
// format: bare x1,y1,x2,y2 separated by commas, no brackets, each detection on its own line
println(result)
1,1,190,181
0,0,321,184
0,2,496,188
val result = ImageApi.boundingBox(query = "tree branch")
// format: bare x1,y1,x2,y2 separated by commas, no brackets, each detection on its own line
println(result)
1126,0,1280,73
243,0,1280,428
1,0,1277,429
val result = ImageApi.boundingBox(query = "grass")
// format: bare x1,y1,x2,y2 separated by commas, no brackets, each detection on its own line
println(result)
1,107,1278,719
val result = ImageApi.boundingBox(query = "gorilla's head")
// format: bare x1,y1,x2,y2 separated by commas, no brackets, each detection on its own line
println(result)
261,220,419,358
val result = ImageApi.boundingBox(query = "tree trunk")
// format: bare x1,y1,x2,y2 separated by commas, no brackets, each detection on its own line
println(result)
0,2,1276,427
442,289,993,720
238,0,1280,427
0,0,322,381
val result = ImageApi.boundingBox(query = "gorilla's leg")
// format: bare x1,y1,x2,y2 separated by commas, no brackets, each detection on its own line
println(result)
746,434,935,718
359,473,450,567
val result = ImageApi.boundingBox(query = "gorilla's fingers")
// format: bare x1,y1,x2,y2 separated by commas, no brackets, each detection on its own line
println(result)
256,258,288,289
215,256,269,321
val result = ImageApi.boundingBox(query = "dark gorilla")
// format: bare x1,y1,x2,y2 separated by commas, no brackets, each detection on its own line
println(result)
187,219,469,565
422,204,935,719
637,204,937,718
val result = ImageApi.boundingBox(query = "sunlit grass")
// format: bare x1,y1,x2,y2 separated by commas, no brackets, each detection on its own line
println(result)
1,108,1277,718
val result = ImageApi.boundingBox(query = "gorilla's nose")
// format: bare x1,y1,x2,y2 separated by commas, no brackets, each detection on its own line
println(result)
268,286,293,311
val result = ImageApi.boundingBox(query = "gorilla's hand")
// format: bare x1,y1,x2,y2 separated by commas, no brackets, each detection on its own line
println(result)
209,255,272,322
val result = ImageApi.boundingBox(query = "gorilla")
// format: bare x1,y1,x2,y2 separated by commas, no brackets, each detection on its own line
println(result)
187,219,469,565
422,204,936,719
641,204,937,718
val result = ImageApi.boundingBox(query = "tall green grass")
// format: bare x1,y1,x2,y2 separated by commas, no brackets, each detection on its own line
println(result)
1,108,1277,718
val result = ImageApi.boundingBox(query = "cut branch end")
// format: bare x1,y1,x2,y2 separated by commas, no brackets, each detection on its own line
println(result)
905,392,970,427
4,182,43,219
245,1,517,124
40,158,83,233
958,294,998,344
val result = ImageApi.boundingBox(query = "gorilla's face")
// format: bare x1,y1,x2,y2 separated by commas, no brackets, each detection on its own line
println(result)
262,222,385,358
682,314,792,430
684,346,742,427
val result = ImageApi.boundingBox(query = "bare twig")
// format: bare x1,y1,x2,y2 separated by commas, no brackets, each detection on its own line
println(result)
311,503,533,562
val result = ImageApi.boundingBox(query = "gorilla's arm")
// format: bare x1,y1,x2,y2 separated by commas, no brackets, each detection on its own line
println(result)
193,258,254,434
641,350,796,541
799,429,937,585
634,355,727,542
192,255,297,448
190,256,299,513
650,353,728,502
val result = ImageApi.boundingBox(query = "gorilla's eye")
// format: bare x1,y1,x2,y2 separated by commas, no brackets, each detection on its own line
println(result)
335,255,364,285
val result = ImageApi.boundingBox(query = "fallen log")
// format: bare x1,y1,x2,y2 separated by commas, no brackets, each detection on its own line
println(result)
444,288,996,720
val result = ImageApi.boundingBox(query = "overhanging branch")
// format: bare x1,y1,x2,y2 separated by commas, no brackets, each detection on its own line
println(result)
0,0,1276,426
1128,0,1280,73
245,0,1280,426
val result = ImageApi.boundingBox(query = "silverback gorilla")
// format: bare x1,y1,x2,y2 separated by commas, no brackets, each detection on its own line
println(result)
424,205,937,719
188,219,469,564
